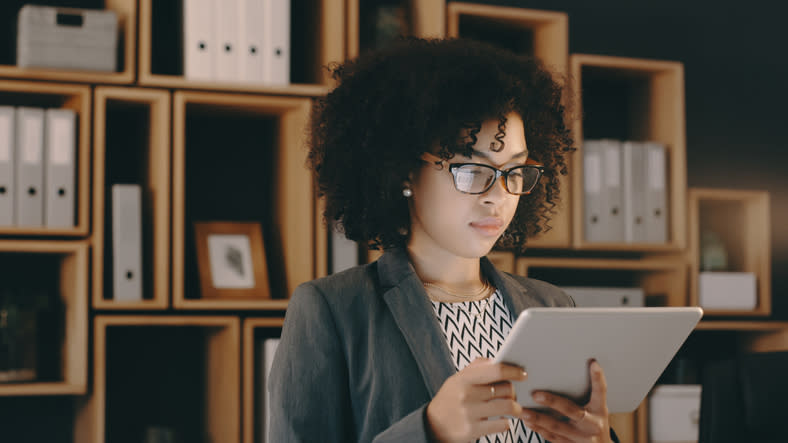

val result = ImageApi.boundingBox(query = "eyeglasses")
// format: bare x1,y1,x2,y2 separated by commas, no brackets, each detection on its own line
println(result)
420,152,545,195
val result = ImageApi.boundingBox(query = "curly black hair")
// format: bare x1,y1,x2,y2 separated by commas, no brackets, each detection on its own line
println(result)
308,37,574,252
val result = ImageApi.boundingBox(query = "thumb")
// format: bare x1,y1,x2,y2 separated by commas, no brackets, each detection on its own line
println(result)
585,360,608,412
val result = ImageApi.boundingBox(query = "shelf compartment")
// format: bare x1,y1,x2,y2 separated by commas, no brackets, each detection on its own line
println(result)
0,240,89,396
92,87,171,310
346,0,445,58
446,3,571,248
0,80,91,237
75,316,241,443
138,0,343,96
687,188,771,316
172,91,314,310
570,54,687,252
242,317,284,443
0,0,136,84
515,256,688,308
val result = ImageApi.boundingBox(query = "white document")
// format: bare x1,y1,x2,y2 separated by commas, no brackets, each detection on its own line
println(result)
582,140,605,243
622,141,648,243
214,0,242,81
240,0,266,82
331,222,359,274
15,107,45,227
112,184,143,302
183,0,216,80
264,0,290,85
261,338,280,443
644,142,668,243
44,108,76,227
0,106,14,226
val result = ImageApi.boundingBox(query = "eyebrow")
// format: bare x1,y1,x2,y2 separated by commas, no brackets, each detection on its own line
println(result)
468,148,529,163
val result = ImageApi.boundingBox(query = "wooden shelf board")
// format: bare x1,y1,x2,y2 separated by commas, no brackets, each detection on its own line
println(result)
696,321,788,331
92,299,169,311
0,65,133,84
0,226,89,237
139,73,329,97
173,298,290,311
0,382,85,397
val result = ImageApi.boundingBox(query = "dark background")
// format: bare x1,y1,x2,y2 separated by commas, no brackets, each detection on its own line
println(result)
459,0,788,319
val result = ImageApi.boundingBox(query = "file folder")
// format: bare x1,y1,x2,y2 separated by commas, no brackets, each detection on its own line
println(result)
15,107,45,227
582,140,605,242
44,108,76,228
240,0,265,82
214,0,242,81
264,0,290,85
0,106,14,226
644,142,668,243
112,184,143,302
183,0,215,80
602,140,625,242
622,141,648,243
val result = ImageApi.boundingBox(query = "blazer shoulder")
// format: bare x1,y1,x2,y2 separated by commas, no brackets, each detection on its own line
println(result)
295,262,379,303
504,272,575,307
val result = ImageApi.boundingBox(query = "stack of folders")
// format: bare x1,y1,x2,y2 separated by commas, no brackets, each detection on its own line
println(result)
0,105,77,228
583,139,668,244
183,0,290,85
259,338,280,443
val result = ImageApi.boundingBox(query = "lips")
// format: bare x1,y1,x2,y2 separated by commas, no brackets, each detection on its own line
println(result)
470,217,504,236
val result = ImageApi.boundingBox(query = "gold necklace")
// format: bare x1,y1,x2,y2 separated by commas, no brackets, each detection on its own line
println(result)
423,279,490,299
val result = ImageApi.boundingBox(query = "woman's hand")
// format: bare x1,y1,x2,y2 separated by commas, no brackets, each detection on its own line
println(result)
426,358,527,443
519,360,612,443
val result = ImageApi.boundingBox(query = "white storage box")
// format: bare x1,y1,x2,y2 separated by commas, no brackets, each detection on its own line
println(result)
649,384,701,443
698,271,757,310
17,5,118,72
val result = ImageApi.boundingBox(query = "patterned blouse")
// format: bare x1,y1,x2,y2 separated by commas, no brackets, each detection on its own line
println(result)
431,290,546,443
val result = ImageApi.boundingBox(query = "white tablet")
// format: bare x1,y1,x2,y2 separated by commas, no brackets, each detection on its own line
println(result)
493,307,703,413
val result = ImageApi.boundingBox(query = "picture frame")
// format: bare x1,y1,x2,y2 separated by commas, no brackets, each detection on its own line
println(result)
194,221,270,299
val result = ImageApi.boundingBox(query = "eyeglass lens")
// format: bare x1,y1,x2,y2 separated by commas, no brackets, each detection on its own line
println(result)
452,164,540,194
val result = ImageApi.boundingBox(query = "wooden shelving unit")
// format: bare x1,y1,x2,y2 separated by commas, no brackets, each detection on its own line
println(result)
0,240,89,396
0,80,91,237
75,316,241,443
687,188,771,316
570,54,687,252
92,87,171,310
0,0,137,85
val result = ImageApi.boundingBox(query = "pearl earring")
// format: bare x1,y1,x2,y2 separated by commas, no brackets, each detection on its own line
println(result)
402,188,413,198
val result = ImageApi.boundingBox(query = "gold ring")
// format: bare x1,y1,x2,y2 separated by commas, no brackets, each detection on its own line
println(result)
490,385,496,398
577,408,588,422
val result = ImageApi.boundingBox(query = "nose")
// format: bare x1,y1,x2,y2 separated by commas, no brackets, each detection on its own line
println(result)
481,174,509,205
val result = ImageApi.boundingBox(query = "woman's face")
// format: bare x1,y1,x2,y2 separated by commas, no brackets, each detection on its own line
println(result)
407,112,528,260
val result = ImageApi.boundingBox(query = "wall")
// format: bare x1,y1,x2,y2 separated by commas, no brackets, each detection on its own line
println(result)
464,0,788,318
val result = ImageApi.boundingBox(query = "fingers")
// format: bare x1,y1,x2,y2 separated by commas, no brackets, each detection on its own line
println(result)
530,391,587,422
587,360,609,412
520,408,587,441
461,359,527,386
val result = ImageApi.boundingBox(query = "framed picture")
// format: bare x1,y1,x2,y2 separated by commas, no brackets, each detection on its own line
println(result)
194,221,270,299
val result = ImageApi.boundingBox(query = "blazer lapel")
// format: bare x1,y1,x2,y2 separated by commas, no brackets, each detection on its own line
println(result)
378,249,456,398
481,256,543,317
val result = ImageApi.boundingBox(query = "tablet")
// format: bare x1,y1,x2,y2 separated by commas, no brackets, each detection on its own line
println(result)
493,307,703,413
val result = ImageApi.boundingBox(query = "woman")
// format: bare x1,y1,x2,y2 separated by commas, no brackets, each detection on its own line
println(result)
269,37,618,443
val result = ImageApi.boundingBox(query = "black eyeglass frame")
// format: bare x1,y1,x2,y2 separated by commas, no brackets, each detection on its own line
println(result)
420,152,545,195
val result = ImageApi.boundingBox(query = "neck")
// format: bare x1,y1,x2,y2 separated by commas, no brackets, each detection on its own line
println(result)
406,244,484,291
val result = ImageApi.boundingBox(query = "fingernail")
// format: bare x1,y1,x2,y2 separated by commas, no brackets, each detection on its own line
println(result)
522,370,528,378
534,393,546,402
522,411,532,420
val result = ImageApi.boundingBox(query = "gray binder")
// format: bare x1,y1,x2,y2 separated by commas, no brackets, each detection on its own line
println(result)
562,286,645,308
644,142,668,243
44,108,76,227
112,184,143,302
330,221,359,274
15,107,45,227
623,141,648,243
0,106,14,226
582,140,605,242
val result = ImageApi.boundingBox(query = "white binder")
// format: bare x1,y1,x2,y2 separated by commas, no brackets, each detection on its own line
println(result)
331,222,359,274
0,106,14,226
44,108,76,227
582,140,605,242
264,0,290,85
622,141,648,243
214,0,242,81
15,107,45,227
602,140,625,242
183,0,215,80
112,184,143,302
261,338,280,443
240,0,265,82
644,142,668,243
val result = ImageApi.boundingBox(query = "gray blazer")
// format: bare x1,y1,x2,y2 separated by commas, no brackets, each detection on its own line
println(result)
268,248,574,443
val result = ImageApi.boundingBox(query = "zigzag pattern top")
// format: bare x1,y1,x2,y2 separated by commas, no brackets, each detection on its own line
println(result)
431,290,545,443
